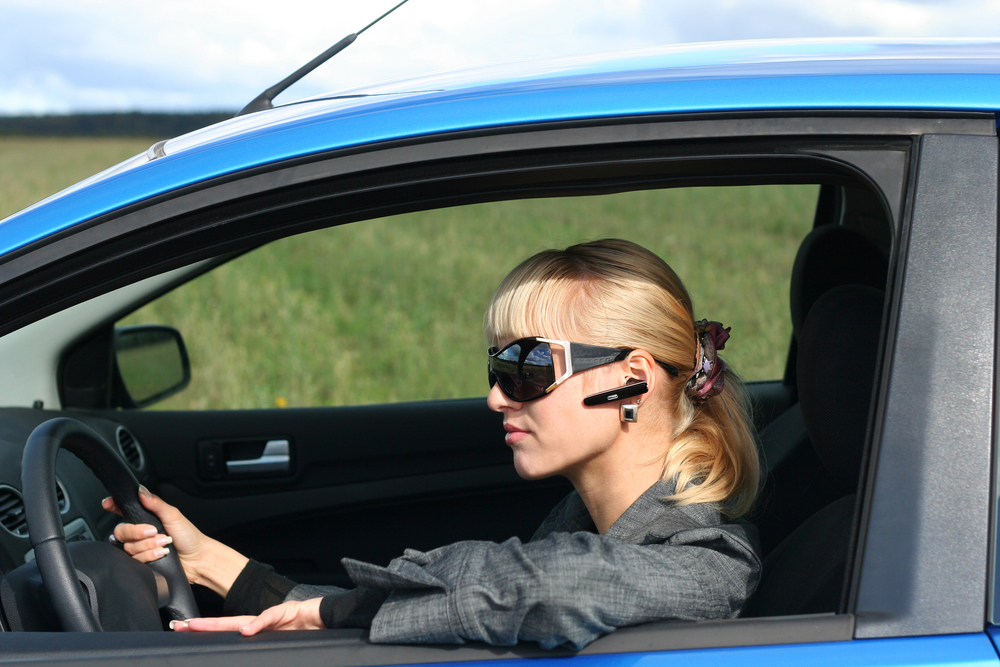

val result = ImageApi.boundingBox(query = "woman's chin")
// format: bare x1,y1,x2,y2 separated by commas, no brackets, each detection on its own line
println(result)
512,457,556,481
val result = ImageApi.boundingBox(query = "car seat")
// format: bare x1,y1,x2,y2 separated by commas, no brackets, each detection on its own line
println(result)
743,284,884,617
789,225,888,343
754,225,888,555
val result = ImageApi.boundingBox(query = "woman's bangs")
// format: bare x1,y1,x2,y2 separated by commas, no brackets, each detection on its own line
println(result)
485,278,587,347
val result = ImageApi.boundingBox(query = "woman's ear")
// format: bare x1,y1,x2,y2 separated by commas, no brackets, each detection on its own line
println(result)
624,350,659,392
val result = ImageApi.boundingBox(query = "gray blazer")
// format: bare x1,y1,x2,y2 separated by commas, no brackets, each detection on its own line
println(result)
287,478,761,649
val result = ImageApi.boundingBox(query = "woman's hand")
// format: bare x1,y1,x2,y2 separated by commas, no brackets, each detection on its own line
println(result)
102,486,249,597
103,486,199,566
169,598,324,635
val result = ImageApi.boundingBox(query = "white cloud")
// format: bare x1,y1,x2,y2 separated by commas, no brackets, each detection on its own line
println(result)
2,0,999,114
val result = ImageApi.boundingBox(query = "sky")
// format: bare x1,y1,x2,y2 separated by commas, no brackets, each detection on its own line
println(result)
3,0,1000,115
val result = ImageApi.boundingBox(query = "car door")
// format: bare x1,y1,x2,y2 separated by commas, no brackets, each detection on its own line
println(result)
1,113,997,666
55,116,893,592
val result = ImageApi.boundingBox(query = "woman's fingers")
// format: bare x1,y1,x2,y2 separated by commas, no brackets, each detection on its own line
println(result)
110,522,172,561
104,488,194,558
171,599,325,635
101,496,122,517
113,522,157,543
102,486,178,525
136,486,189,528
119,544,171,563
242,599,324,635
171,616,255,632
119,533,174,561
238,605,290,636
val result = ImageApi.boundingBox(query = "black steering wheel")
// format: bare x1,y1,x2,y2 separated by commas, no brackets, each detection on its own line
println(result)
21,418,199,631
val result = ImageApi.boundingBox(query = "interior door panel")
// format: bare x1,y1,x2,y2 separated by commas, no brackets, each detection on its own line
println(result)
93,399,572,589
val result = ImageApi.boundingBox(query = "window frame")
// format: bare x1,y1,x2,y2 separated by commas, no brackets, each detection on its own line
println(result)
1,113,995,660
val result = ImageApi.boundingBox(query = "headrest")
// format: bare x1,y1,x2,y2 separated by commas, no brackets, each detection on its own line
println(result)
797,284,884,489
790,226,888,340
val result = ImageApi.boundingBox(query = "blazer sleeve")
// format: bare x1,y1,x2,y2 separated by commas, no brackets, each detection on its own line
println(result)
343,525,760,649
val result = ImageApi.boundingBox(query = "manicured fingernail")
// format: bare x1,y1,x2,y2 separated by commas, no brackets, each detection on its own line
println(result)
102,496,112,506
169,620,189,630
138,485,151,498
108,534,117,544
240,625,250,633
143,527,157,538
156,535,173,547
155,547,170,558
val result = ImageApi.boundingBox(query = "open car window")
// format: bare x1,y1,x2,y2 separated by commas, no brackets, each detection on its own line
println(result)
91,173,888,647
117,185,818,410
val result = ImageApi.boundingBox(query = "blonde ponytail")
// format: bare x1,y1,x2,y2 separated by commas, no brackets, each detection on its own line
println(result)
665,365,759,517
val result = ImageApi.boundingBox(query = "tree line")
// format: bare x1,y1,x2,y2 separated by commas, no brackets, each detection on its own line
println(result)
0,112,235,137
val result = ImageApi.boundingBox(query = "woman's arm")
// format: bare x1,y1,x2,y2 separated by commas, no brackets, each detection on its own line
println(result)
347,526,759,649
103,486,249,598
158,521,757,645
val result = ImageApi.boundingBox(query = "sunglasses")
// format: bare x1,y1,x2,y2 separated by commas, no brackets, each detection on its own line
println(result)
488,337,679,402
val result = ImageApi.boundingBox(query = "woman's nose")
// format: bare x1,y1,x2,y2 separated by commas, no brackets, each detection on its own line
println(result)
487,382,519,412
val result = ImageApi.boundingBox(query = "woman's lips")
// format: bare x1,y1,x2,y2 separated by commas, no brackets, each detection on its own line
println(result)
504,424,529,445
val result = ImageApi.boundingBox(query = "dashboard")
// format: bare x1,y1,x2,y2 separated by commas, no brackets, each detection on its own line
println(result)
0,408,148,575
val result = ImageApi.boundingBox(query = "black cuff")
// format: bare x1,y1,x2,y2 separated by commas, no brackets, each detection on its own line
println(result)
224,559,297,616
318,587,388,629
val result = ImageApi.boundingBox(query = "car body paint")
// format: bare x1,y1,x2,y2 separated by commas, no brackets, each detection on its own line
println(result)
419,634,1000,667
4,38,1000,259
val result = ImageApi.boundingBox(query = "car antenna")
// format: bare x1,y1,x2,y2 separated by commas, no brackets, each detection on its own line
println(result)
236,0,410,117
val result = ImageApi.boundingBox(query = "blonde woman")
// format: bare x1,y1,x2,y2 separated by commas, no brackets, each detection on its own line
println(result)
107,238,761,649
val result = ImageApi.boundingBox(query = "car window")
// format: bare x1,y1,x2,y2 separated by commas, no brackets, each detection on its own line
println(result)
117,184,818,410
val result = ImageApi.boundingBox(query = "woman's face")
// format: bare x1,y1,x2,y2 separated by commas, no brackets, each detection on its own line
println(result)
487,339,627,482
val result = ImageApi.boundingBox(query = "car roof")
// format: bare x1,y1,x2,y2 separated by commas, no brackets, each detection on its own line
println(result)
3,37,1000,259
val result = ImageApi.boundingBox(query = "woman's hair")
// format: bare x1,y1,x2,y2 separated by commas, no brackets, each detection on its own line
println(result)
485,238,759,517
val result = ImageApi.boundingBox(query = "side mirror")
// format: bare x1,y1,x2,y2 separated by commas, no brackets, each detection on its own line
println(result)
113,325,191,408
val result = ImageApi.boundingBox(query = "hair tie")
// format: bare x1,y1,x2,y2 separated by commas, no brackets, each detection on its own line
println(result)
686,320,731,404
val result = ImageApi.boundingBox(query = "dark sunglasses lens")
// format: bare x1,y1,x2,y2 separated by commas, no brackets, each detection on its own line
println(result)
488,340,556,401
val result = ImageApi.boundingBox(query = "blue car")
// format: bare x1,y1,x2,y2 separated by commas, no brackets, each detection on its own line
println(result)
1,37,999,667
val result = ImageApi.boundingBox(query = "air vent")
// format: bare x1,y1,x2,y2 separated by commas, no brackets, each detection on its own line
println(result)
116,426,145,471
56,479,70,514
0,485,28,538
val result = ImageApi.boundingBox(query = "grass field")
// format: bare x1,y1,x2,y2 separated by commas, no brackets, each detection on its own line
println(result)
2,137,817,410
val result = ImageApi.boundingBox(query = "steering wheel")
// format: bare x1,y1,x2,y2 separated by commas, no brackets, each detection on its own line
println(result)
21,418,199,631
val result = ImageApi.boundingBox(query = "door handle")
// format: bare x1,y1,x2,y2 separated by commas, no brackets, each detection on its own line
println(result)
226,439,291,474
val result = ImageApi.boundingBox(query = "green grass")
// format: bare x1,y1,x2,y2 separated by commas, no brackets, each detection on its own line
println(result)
124,187,817,409
0,138,817,410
